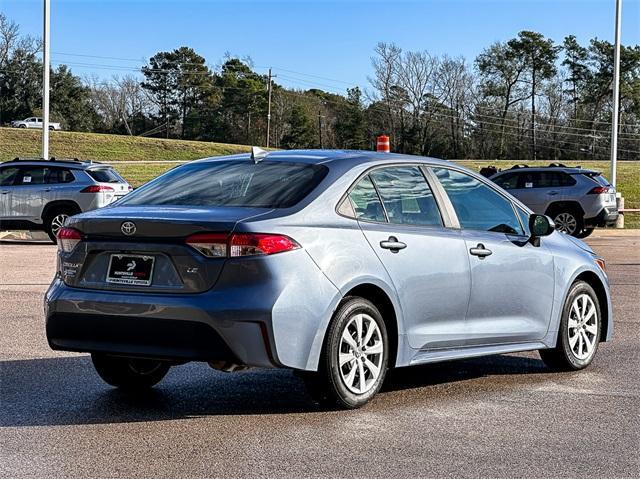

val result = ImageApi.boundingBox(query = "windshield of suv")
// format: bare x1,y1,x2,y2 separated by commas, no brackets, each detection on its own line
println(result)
118,160,328,208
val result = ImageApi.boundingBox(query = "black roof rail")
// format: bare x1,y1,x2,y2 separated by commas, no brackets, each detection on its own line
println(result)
6,157,46,162
3,156,99,165
510,164,530,169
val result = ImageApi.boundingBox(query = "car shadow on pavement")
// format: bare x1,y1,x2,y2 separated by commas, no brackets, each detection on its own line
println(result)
1,353,550,427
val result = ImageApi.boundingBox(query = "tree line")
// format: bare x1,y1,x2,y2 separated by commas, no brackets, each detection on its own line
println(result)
1,13,639,161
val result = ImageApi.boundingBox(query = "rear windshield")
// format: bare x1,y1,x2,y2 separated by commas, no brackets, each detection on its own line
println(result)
87,168,123,183
581,172,610,187
118,160,328,208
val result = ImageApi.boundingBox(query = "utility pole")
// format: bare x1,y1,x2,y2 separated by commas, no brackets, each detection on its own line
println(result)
318,109,323,148
42,0,51,159
266,68,273,148
610,0,622,188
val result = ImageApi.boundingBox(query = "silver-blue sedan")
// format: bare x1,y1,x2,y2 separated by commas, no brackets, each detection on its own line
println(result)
45,150,612,408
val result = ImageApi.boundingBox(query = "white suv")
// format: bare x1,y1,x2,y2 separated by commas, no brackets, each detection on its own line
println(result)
0,158,131,242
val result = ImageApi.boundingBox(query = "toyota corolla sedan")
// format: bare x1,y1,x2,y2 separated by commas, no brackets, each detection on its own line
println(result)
45,150,612,408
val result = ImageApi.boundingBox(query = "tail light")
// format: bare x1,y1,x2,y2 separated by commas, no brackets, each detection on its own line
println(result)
185,233,300,258
57,227,82,252
588,186,611,195
81,185,115,193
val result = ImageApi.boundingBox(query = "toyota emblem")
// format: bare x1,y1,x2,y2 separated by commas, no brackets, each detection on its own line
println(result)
121,221,136,236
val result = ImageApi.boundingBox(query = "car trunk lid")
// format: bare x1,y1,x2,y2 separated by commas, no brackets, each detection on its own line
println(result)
61,206,273,293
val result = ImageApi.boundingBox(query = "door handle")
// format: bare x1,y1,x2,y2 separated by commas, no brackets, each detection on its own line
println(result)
380,236,407,253
469,243,492,258
547,191,559,196
1,190,9,194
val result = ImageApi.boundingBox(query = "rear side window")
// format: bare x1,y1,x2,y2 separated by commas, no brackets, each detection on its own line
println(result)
87,168,122,183
369,166,442,226
519,171,576,188
348,175,386,222
46,168,74,184
119,160,328,209
433,167,524,235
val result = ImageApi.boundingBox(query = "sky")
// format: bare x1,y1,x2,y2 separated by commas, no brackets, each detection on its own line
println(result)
1,0,639,94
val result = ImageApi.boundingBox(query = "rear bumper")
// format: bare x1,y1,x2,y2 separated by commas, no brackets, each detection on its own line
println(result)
585,207,618,228
44,249,340,370
45,277,276,367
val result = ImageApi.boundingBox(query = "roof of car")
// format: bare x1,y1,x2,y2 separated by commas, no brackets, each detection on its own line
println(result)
194,149,456,168
0,158,107,169
491,166,600,177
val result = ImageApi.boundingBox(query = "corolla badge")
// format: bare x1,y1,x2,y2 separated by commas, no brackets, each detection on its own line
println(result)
121,221,136,236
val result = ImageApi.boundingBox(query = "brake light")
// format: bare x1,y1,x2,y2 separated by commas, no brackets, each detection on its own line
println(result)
57,227,82,252
81,185,115,193
588,186,611,195
185,233,300,257
230,234,300,257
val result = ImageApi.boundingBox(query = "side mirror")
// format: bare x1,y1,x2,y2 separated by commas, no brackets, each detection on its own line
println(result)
529,214,554,245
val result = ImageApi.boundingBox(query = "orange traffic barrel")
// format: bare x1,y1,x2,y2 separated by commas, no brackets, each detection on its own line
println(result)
376,135,390,152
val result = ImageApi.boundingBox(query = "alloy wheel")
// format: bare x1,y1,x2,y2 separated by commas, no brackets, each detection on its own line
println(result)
567,293,598,360
338,313,384,394
50,214,69,236
554,212,578,235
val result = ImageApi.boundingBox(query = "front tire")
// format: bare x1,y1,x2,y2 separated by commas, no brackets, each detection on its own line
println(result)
91,353,170,390
553,209,584,237
539,281,601,371
303,297,389,409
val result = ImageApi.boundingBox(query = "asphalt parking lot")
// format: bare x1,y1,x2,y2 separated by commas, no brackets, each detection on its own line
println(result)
1,232,638,478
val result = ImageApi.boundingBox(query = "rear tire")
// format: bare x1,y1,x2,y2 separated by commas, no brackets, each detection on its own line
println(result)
302,297,389,409
576,228,595,239
552,209,584,237
539,281,601,371
44,206,79,243
91,353,170,390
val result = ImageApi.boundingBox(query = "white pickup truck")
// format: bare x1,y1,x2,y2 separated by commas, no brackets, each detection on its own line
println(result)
11,117,62,130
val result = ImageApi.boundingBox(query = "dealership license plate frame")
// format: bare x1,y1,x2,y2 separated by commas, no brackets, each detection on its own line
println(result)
106,254,155,286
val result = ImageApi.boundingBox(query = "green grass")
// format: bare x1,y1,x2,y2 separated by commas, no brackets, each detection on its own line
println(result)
0,127,252,162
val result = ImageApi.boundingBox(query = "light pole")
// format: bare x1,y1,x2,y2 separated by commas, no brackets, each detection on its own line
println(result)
610,0,622,188
42,0,51,159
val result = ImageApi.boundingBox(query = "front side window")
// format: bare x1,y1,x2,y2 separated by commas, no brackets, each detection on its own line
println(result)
0,167,20,186
348,175,386,223
433,167,524,235
492,172,519,190
369,166,442,226
17,167,46,185
119,160,328,209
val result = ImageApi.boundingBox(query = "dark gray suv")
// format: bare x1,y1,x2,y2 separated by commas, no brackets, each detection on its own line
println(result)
490,165,618,238
0,158,131,241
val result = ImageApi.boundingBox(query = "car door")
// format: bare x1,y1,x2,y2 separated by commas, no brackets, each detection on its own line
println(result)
348,165,471,350
0,166,20,220
432,167,555,346
11,166,47,221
